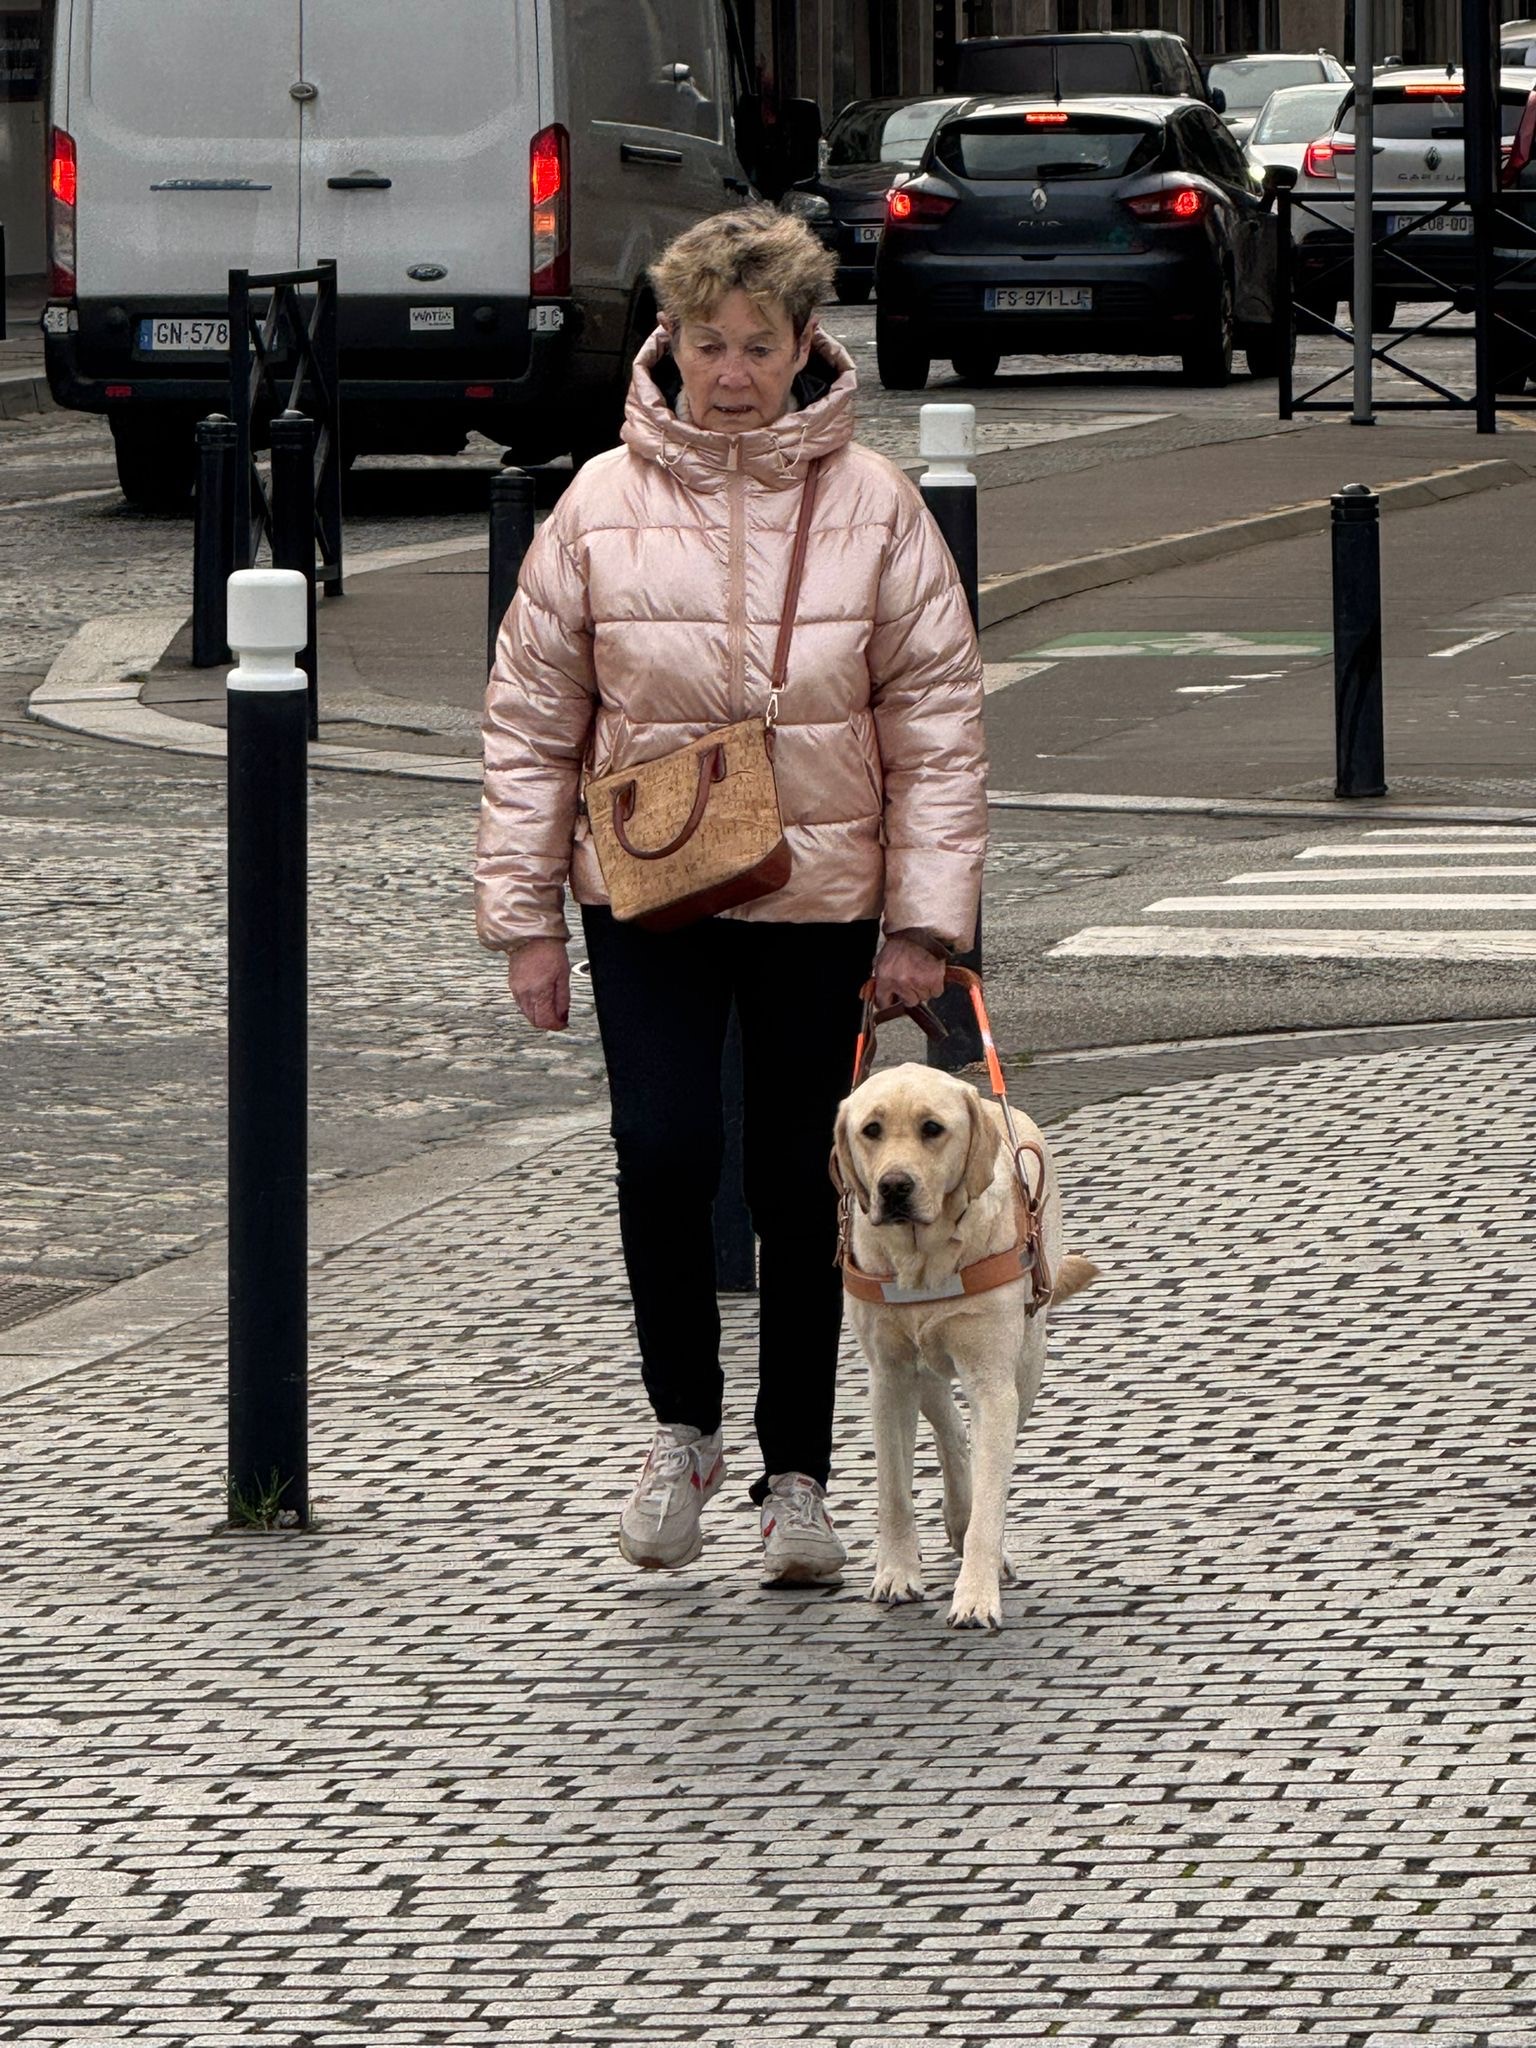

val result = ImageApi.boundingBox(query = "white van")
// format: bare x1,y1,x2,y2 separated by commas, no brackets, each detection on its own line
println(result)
43,0,811,508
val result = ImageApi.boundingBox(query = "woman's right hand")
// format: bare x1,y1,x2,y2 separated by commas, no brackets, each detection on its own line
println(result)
508,938,571,1031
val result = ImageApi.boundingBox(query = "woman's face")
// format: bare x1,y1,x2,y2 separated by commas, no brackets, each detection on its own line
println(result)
665,289,813,435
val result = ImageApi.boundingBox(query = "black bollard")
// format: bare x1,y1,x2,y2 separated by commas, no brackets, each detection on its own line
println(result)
918,404,984,1071
270,409,319,740
488,467,536,676
714,1005,755,1294
192,414,238,668
226,570,310,1530
1331,484,1387,798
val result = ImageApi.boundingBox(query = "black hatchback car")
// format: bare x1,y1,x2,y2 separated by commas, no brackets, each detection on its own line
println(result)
874,95,1289,388
781,94,967,302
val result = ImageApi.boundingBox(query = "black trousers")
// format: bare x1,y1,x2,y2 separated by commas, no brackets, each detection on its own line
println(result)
581,905,880,1503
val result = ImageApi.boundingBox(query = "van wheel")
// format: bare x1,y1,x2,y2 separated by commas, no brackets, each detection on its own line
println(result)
876,321,930,390
951,349,1001,385
835,276,872,305
1180,277,1234,387
110,414,196,513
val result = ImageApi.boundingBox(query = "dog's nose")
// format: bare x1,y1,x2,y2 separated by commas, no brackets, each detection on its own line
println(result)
878,1172,914,1205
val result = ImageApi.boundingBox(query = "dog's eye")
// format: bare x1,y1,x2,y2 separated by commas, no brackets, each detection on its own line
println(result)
921,1120,946,1140
861,1121,882,1141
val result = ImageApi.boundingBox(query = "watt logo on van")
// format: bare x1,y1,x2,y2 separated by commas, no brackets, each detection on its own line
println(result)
408,307,455,332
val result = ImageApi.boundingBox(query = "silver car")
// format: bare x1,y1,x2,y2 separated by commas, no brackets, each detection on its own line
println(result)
1246,82,1349,177
1206,52,1349,147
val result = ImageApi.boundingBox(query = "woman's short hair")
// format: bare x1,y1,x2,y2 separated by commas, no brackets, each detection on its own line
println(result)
650,206,835,336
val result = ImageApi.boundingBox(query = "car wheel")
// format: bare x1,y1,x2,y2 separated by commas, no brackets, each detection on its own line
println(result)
1244,318,1296,380
1350,293,1398,333
876,320,931,391
110,413,197,513
950,348,1001,385
1180,277,1234,388
1295,286,1338,334
835,275,873,306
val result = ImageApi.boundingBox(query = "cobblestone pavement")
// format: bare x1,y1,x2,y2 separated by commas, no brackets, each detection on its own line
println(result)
3,1030,1533,2043
0,723,1159,1288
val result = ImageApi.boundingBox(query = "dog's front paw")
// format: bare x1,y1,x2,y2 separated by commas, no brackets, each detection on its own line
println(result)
869,1553,927,1606
946,1571,1003,1633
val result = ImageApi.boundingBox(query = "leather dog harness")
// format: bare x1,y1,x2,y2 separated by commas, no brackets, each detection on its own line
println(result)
834,967,1055,1314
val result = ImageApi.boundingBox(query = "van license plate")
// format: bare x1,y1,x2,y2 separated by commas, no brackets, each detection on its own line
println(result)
137,318,229,353
855,226,882,244
985,286,1092,312
1387,211,1471,236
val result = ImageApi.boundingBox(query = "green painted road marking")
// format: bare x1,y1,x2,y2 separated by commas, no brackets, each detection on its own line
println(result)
1028,630,1332,660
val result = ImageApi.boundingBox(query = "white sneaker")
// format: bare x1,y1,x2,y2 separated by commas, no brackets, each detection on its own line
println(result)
760,1473,846,1586
618,1424,725,1569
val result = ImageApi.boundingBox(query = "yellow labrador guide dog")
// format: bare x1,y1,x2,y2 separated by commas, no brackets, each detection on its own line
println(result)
832,974,1098,1632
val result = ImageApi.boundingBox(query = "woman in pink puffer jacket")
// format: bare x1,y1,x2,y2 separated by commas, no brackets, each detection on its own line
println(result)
476,208,986,1589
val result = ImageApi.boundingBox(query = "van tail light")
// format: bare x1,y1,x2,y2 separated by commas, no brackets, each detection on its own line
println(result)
1302,138,1352,179
886,187,955,223
1125,185,1208,223
1504,96,1536,185
530,123,570,297
49,127,77,296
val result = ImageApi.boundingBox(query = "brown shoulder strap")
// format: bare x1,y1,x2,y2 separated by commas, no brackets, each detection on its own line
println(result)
770,457,823,694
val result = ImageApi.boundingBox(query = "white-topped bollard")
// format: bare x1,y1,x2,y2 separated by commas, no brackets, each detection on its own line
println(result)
226,567,310,1530
917,405,983,1072
918,402,978,628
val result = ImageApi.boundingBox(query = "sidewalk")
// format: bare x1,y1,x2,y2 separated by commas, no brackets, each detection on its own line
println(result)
119,413,1536,815
5,1021,1533,2040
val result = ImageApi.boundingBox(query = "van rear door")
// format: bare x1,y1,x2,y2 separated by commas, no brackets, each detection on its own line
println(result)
69,0,301,295
296,0,537,298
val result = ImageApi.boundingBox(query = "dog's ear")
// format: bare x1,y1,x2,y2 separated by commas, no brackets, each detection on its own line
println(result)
963,1088,1004,1203
831,1101,871,1214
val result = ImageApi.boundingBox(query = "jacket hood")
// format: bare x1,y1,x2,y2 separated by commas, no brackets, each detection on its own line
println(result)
622,323,857,489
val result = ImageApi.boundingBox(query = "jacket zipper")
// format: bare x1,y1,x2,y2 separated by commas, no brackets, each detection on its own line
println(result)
727,444,745,721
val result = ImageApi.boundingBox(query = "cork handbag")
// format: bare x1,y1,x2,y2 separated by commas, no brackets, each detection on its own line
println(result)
583,458,822,934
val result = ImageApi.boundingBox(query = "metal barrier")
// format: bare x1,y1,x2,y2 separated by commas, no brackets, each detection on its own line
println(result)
1,222,7,344
1277,185,1536,430
229,259,343,583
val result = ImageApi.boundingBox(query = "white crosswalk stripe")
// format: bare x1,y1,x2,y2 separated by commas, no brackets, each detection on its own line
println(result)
1047,827,1536,962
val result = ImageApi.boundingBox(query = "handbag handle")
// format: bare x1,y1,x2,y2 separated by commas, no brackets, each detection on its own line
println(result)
766,457,823,724
610,744,727,860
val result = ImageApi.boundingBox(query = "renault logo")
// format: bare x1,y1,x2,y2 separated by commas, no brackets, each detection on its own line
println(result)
1031,186,1048,213
1425,146,1442,171
406,263,449,281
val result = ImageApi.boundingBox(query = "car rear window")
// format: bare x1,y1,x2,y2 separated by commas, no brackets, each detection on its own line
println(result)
933,114,1163,182
1337,91,1524,139
952,44,1144,97
1251,86,1348,143
827,98,967,166
1207,58,1329,111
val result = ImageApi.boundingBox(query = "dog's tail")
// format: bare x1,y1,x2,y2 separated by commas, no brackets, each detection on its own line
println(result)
1050,1253,1101,1307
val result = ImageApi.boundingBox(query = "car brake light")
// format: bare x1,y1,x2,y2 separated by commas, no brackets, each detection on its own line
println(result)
49,127,77,296
886,187,955,222
1125,185,1207,222
1025,111,1071,125
1404,81,1462,95
1503,96,1536,184
1302,138,1353,178
530,123,569,297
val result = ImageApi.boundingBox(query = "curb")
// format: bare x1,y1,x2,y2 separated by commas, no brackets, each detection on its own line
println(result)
977,457,1526,630
0,369,53,421
0,1107,606,1401
986,787,1536,826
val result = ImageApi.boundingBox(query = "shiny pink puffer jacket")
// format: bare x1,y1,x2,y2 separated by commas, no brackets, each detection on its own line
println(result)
475,327,987,951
